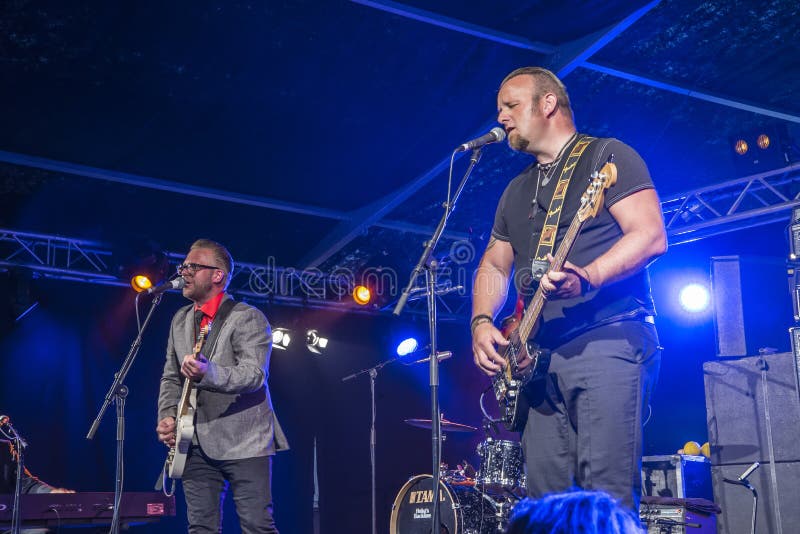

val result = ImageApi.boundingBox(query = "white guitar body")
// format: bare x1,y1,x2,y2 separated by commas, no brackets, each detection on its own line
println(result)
167,390,197,479
165,324,209,480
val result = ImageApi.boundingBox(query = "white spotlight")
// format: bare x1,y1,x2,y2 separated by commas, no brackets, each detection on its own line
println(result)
679,283,711,313
272,328,291,350
306,329,329,354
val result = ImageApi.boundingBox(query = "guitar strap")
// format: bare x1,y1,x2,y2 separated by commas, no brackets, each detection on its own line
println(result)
200,297,237,358
530,135,595,282
188,297,237,408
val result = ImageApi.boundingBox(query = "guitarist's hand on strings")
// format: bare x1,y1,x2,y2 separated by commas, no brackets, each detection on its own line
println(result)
540,254,592,300
181,352,209,381
472,321,508,377
156,416,176,447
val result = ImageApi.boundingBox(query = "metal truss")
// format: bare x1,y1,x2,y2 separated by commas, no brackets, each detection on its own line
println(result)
0,228,465,318
5,159,798,317
663,162,800,244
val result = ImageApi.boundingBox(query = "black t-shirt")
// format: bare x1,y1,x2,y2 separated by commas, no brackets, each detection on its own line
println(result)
492,135,656,345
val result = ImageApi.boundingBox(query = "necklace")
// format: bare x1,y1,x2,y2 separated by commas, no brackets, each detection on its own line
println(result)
529,132,579,219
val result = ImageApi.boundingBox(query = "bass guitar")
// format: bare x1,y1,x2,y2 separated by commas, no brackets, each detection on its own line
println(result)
492,160,617,431
165,323,210,479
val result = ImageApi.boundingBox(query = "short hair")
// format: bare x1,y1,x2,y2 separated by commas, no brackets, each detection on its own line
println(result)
190,238,234,288
505,490,643,534
501,67,574,120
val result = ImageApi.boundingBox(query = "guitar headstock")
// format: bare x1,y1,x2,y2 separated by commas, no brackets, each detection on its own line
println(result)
577,161,617,222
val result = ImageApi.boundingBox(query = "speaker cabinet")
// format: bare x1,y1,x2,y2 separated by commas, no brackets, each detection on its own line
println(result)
703,353,800,465
711,462,800,534
710,256,792,357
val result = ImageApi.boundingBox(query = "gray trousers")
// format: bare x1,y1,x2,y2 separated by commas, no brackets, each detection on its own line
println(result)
521,319,661,511
183,445,278,534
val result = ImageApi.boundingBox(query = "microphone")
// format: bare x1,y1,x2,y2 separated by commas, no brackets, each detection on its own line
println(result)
456,127,506,152
738,461,760,482
399,350,452,365
145,277,186,295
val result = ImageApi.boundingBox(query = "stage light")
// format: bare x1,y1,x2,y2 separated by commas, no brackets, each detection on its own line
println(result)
306,329,329,354
131,275,153,292
396,337,419,356
757,133,770,149
734,139,748,155
353,285,371,305
272,328,291,350
679,283,710,313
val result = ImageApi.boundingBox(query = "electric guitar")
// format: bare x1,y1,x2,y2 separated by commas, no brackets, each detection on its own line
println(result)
165,323,210,479
492,160,617,431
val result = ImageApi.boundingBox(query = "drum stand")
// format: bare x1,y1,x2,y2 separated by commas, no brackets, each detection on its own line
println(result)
394,147,485,532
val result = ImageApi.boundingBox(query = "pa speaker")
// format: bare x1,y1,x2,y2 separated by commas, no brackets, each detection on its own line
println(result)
710,256,792,357
703,353,800,465
712,462,800,534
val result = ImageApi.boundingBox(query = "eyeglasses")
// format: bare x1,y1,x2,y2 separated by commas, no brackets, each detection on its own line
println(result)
176,263,222,275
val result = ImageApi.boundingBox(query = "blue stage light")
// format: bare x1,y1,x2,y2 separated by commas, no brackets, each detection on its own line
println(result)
679,283,710,312
396,338,418,356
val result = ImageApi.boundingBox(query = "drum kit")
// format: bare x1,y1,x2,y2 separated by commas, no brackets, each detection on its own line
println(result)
389,417,526,533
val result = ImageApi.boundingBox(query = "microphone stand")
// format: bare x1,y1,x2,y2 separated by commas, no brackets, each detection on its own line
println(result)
86,292,164,534
342,357,397,534
724,467,760,534
394,147,484,533
341,352,452,534
3,419,28,534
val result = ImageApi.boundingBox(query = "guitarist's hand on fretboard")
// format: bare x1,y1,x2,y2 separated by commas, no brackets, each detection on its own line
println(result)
539,253,592,300
181,353,209,381
472,322,508,377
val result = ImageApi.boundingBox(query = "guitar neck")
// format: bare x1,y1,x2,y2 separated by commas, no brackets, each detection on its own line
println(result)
176,326,208,417
516,214,585,344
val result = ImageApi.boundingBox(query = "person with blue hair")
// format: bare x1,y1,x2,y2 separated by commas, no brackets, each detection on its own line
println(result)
505,489,644,534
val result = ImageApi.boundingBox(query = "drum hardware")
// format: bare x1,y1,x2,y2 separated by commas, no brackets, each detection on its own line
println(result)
390,474,511,533
404,415,478,433
475,439,526,496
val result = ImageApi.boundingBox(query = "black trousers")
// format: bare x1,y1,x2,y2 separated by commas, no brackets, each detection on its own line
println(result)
183,445,278,534
521,319,661,511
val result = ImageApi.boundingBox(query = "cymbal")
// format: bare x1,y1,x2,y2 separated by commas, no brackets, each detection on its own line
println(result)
404,417,477,433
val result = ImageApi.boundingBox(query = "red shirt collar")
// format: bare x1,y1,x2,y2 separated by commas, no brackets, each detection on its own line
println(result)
195,292,225,321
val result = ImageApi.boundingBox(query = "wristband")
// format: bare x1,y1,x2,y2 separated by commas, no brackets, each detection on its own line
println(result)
470,314,493,334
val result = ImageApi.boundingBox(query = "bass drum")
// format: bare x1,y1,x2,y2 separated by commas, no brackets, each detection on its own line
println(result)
389,474,502,533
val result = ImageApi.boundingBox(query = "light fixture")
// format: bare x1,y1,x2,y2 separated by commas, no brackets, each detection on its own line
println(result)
757,133,770,149
734,139,748,155
131,275,153,292
679,283,711,313
396,337,419,356
306,329,329,354
353,285,371,305
272,328,291,350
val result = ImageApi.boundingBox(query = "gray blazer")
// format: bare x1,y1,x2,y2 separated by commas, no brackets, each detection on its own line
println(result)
157,294,288,460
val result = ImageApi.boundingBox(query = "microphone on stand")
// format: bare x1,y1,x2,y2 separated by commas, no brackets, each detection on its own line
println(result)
738,461,760,482
144,276,186,295
399,350,452,365
456,127,506,152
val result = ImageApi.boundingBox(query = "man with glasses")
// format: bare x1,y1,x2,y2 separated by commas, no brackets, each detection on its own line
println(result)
156,239,287,533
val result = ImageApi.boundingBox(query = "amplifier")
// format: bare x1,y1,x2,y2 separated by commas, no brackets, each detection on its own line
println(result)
639,499,717,534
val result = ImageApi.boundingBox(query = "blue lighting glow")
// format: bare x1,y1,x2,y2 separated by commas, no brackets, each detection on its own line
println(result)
679,283,711,312
396,337,418,356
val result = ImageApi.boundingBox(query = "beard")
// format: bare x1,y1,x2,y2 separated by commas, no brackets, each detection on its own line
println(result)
508,131,530,152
